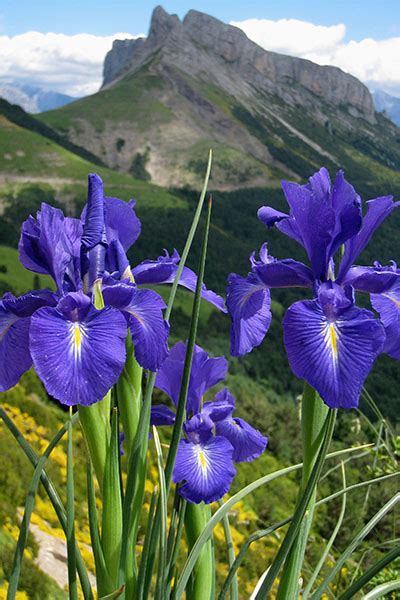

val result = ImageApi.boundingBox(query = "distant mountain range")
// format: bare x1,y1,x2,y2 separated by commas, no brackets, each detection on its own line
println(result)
372,90,400,127
35,6,400,190
0,82,77,114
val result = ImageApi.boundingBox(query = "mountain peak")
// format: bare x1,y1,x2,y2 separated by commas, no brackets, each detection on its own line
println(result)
148,5,180,44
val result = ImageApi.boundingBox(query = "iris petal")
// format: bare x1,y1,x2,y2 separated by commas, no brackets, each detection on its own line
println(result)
103,282,169,371
30,298,127,406
216,417,268,462
227,272,271,356
283,298,385,409
173,436,236,504
132,249,226,312
371,280,400,359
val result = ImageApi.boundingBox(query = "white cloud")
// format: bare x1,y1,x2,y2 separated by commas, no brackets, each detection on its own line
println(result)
231,18,400,97
0,31,143,96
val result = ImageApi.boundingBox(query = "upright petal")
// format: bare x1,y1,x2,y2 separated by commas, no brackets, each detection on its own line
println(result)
329,170,362,255
102,282,169,371
19,204,79,292
132,249,226,312
283,297,385,409
81,174,107,249
105,197,141,251
257,206,303,246
281,178,335,280
154,342,227,415
0,290,57,391
338,195,399,281
173,436,236,504
30,294,127,406
227,272,271,356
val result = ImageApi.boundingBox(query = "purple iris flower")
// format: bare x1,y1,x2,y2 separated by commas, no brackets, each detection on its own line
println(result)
1,174,225,406
227,167,400,409
152,342,267,504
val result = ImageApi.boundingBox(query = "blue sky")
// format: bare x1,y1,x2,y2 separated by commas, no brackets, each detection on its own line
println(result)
1,0,399,40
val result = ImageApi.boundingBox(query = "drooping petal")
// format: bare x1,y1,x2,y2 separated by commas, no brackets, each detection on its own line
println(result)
338,195,399,281
132,249,227,312
371,279,400,359
257,206,304,246
150,404,176,426
30,295,127,406
216,417,268,463
0,290,58,391
227,272,271,356
255,258,314,288
343,264,400,294
283,297,385,409
173,436,236,504
102,282,169,371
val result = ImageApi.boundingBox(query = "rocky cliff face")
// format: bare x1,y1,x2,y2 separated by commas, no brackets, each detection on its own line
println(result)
103,7,375,124
40,6,400,189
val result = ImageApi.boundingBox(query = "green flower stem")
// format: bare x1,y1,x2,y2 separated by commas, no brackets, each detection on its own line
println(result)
276,384,330,599
184,503,214,600
78,395,111,493
79,282,111,493
117,332,142,457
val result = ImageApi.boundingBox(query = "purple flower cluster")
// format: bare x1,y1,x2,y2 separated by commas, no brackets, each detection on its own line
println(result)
0,174,225,406
151,342,267,503
227,168,400,409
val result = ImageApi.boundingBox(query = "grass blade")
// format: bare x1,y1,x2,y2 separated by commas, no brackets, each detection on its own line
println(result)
361,579,400,600
302,461,347,599
136,488,159,600
7,413,79,599
0,407,93,599
142,193,215,596
153,427,168,600
66,410,78,600
117,151,213,598
255,409,337,599
311,492,400,599
87,460,113,596
218,500,239,600
219,471,398,599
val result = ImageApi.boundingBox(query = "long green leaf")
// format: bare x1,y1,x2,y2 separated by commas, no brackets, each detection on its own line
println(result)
0,407,93,599
218,499,239,600
153,428,168,600
7,413,79,600
66,412,78,600
255,408,337,599
276,385,329,599
302,461,347,599
102,408,123,589
218,471,398,600
136,488,159,600
174,441,367,599
311,492,400,599
361,579,400,600
337,540,400,600
87,460,113,596
117,151,213,599
142,181,214,597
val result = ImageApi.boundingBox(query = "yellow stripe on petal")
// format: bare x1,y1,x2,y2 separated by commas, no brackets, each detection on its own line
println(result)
71,323,83,360
199,450,206,470
329,323,338,360
74,325,82,349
